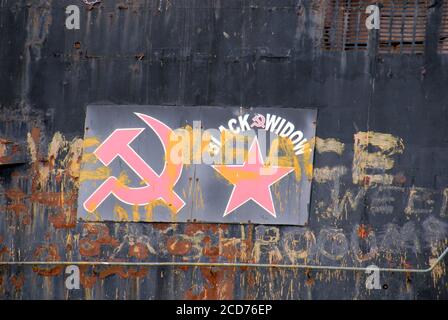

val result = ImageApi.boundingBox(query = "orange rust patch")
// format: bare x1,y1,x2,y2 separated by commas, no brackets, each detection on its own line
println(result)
128,243,149,260
99,266,148,279
305,272,315,287
185,267,235,300
32,244,63,276
49,208,77,229
185,223,226,236
166,237,192,256
5,188,26,201
357,224,370,239
10,274,25,291
0,241,11,258
99,266,128,279
203,246,219,260
220,238,249,261
3,188,30,224
79,224,119,257
0,141,19,164
127,267,148,278
79,239,101,257
30,191,76,207
177,266,190,271
79,266,97,289
4,203,27,216
33,266,64,277
152,223,173,231
202,236,219,261
30,128,41,148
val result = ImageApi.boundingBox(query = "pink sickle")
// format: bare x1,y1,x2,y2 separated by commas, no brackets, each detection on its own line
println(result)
83,113,185,214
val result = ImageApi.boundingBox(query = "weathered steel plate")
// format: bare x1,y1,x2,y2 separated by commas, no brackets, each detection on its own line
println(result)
77,105,317,225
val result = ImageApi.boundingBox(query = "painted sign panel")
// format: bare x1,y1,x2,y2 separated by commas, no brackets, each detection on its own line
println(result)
77,105,317,225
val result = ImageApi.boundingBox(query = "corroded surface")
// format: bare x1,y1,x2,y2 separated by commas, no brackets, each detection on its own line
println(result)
0,0,447,299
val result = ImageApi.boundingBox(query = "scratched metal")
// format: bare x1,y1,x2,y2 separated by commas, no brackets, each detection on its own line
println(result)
78,105,316,225
0,0,448,299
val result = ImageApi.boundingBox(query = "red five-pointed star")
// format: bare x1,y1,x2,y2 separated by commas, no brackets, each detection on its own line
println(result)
212,137,294,217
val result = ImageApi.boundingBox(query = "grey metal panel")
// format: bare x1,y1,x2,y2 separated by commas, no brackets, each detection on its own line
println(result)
78,105,199,222
192,106,317,225
78,105,316,225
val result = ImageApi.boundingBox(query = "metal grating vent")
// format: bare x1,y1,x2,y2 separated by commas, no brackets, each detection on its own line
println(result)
379,0,428,54
438,1,448,53
322,0,370,51
321,0,428,54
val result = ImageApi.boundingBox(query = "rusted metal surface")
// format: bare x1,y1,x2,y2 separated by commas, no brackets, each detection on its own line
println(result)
322,0,430,53
0,0,447,299
2,245,448,273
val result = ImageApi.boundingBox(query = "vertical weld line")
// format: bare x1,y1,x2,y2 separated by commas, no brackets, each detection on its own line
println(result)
342,0,351,51
443,2,447,53
444,2,448,53
145,0,153,104
178,0,188,105
327,0,331,50
439,2,444,53
338,0,343,51
239,0,243,105
445,1,448,53
354,0,362,50
330,0,336,50
332,0,340,50
400,0,406,54
412,0,418,54
384,1,391,52
335,0,340,50
341,0,346,51
240,0,246,107
204,0,213,105
323,0,328,50
390,0,395,53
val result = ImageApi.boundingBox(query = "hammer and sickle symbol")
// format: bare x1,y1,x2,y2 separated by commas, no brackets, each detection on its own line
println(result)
83,113,185,214
250,113,266,129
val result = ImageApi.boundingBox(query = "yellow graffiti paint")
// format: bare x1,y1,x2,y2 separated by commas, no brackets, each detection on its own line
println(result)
83,137,101,149
114,205,129,221
79,166,111,183
352,131,404,185
313,166,348,183
26,132,38,163
132,205,140,222
315,137,345,155
144,199,168,222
